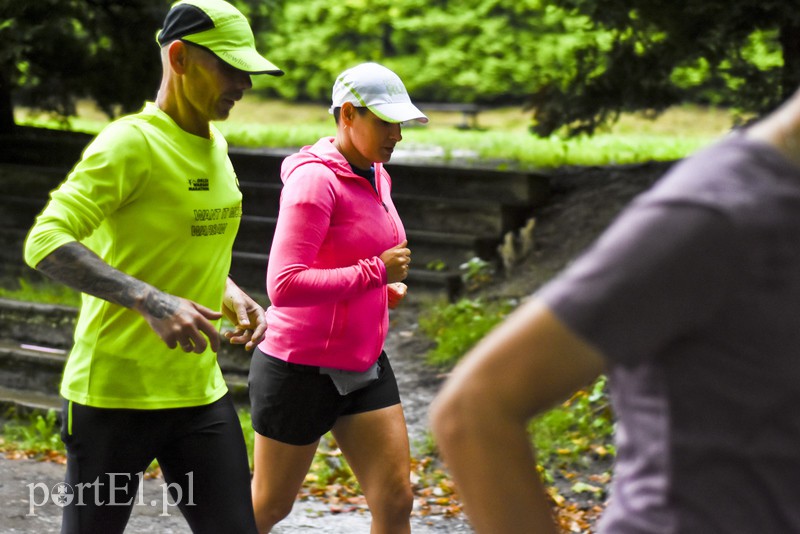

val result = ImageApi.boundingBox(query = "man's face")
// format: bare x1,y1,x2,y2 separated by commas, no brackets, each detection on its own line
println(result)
182,43,252,123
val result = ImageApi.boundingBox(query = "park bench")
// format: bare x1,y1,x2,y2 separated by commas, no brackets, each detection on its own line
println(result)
419,102,483,130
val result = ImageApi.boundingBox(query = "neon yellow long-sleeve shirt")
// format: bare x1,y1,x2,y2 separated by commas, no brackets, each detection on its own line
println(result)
24,103,242,409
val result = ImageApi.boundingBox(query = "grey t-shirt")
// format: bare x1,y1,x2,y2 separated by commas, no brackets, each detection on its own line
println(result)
539,134,800,533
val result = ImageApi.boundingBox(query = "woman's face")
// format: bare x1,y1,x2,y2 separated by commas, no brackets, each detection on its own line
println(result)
345,106,403,169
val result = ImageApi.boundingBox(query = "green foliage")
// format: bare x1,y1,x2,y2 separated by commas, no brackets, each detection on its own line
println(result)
257,0,589,107
425,260,448,272
418,297,616,484
459,257,494,292
5,0,797,140
0,276,81,307
531,0,797,136
418,297,514,368
20,106,718,168
238,409,256,469
530,375,615,468
306,433,359,492
1,409,64,456
1,0,164,126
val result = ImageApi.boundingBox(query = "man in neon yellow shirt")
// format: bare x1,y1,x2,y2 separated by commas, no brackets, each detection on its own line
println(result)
23,1,280,532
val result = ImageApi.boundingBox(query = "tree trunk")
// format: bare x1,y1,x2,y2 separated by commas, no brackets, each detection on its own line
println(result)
779,21,800,101
0,68,15,135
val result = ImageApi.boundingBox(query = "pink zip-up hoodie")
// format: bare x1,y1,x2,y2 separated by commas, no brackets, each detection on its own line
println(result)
258,137,406,371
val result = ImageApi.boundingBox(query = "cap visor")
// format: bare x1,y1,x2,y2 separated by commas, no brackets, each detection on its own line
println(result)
369,103,429,124
217,48,284,76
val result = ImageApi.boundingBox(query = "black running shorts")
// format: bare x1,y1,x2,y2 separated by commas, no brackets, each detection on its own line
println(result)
248,348,401,446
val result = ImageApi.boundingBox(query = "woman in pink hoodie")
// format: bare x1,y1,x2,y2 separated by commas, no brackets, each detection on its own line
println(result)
249,63,428,534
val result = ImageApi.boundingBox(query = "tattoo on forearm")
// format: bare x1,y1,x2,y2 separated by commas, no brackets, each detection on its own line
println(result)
36,242,172,315
143,291,179,319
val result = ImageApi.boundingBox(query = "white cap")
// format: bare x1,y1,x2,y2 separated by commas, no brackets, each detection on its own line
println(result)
329,63,428,124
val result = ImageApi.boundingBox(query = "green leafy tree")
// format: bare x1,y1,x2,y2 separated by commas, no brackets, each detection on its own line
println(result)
390,0,579,105
0,0,165,135
529,0,800,136
258,0,586,106
255,0,418,101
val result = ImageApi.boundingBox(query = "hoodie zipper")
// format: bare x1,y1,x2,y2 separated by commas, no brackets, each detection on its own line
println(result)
373,163,400,242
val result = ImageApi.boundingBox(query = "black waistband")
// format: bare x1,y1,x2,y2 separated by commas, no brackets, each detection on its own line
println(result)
263,352,321,374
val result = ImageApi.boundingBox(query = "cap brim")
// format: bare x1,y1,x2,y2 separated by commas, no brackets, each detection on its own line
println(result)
216,48,284,76
369,102,429,124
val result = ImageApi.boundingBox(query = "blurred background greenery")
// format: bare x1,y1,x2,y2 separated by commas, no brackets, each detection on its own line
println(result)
2,0,798,162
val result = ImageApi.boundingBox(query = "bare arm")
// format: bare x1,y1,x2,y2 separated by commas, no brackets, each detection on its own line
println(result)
430,297,605,534
35,241,221,353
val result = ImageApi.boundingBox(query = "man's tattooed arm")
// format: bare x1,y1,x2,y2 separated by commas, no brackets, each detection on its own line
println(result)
35,242,178,319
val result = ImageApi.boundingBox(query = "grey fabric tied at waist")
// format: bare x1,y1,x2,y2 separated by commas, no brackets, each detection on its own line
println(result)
320,360,380,395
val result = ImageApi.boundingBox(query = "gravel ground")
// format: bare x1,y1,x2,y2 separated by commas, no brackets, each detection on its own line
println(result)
0,455,472,534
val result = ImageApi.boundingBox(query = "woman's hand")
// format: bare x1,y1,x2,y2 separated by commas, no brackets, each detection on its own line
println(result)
387,282,408,309
380,240,411,283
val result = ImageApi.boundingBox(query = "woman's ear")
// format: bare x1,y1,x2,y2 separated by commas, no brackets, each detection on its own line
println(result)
340,101,356,126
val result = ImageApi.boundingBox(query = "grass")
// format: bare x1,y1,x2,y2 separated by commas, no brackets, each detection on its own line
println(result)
0,277,82,307
418,296,515,368
15,99,738,169
531,376,615,467
1,409,64,457
417,293,616,491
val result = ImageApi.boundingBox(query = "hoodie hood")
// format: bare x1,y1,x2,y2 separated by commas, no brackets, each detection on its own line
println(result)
280,137,384,194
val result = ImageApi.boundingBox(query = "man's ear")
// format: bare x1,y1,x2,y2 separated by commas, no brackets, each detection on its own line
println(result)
166,40,189,75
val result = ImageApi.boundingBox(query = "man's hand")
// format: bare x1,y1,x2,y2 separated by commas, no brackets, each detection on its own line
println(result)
222,277,267,351
34,242,223,354
137,291,222,354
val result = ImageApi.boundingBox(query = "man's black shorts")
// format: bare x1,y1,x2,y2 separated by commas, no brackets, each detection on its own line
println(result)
248,348,401,446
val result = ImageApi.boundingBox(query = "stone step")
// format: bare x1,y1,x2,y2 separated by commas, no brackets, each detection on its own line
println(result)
0,381,252,418
393,193,531,235
237,182,531,235
0,136,89,169
228,148,550,205
1,134,551,297
0,298,76,350
0,298,254,376
0,162,535,237
386,162,551,205
239,181,282,218
0,340,66,394
0,195,45,227
233,214,497,266
0,164,66,197
0,228,28,265
1,136,549,207
233,215,276,254
0,385,62,416
229,148,288,185
0,339,251,410
407,229,500,268
4,194,492,299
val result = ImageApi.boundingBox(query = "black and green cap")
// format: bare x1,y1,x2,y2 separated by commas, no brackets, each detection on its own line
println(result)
157,0,283,76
